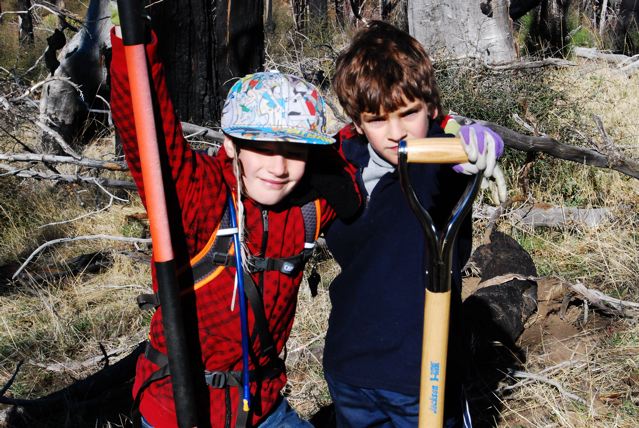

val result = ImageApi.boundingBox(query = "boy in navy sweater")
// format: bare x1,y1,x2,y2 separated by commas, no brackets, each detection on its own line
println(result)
323,21,506,427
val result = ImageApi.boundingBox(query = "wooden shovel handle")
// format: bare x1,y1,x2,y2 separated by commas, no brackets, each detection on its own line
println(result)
400,138,468,164
418,289,451,428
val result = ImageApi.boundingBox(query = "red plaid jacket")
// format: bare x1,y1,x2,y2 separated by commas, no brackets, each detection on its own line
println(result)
111,30,358,427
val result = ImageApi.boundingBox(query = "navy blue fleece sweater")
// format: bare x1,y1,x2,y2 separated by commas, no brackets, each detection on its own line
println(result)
323,119,472,402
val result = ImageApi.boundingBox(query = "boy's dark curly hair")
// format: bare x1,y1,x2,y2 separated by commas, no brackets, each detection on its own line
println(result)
332,20,443,124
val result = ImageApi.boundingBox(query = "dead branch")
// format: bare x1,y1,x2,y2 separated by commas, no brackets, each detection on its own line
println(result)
180,121,223,143
0,163,135,189
573,47,631,64
0,1,82,31
35,120,81,159
38,197,115,229
470,119,639,180
592,114,624,164
474,274,639,318
0,123,42,155
29,345,132,374
568,281,639,318
489,58,576,71
10,251,113,284
11,76,84,103
0,152,128,171
502,369,587,405
475,205,615,228
12,234,151,279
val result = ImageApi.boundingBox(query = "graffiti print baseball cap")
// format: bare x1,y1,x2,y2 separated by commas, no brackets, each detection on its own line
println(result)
221,71,335,145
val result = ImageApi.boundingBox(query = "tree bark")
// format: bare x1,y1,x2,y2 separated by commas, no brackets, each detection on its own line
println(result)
309,0,328,27
309,0,328,18
386,0,409,32
38,0,111,153
292,0,307,31
335,0,345,27
148,0,265,126
18,0,34,45
408,0,516,64
530,0,571,56
265,0,275,33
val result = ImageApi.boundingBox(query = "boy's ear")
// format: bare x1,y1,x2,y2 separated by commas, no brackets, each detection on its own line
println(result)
431,107,439,119
223,136,236,159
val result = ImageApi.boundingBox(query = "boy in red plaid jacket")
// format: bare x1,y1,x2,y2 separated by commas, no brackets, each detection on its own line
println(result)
110,25,361,428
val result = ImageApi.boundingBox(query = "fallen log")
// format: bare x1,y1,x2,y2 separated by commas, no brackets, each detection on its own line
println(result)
568,281,639,318
572,47,631,64
0,343,144,428
0,163,135,190
180,121,224,144
468,118,639,180
488,57,576,71
475,205,615,228
0,152,128,171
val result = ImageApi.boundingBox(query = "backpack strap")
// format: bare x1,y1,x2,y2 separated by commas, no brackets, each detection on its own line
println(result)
190,207,234,288
301,199,321,245
137,199,321,309
136,207,233,310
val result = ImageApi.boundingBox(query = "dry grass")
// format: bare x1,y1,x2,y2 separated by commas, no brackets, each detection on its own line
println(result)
498,319,639,427
285,251,340,418
0,174,150,399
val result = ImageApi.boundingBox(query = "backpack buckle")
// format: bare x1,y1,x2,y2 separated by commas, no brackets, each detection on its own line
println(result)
205,371,228,388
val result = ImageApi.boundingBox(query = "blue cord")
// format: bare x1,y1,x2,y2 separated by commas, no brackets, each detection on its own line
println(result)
227,194,251,412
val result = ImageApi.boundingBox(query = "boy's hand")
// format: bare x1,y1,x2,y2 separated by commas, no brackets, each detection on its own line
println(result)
453,124,507,203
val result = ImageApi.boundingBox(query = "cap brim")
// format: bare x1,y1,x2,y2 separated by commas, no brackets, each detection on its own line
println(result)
223,126,335,145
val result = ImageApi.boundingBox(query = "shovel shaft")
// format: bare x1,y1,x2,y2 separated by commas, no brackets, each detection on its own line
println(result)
399,139,482,428
401,138,468,164
418,289,451,428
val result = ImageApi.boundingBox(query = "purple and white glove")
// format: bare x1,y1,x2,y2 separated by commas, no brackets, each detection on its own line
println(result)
453,124,508,203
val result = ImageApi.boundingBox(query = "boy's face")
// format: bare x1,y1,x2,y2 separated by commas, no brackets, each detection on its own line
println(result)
354,100,435,165
223,137,309,206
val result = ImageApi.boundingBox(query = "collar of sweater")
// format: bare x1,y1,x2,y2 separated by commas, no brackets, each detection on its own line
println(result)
362,144,395,195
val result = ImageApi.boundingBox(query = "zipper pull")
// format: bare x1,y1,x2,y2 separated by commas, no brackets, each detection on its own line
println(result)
262,210,269,235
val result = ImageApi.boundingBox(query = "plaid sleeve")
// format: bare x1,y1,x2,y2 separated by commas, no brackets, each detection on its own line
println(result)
110,29,225,254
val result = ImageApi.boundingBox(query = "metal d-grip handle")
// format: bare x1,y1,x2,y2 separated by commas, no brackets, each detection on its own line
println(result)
398,137,482,428
398,137,482,293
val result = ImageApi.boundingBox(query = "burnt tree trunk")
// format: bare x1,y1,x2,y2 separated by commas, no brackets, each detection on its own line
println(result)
265,0,275,33
309,0,328,24
292,0,307,31
335,0,345,26
38,0,111,154
529,0,571,56
614,0,639,54
18,0,34,45
148,0,264,126
383,0,409,31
